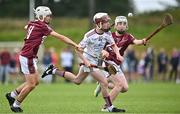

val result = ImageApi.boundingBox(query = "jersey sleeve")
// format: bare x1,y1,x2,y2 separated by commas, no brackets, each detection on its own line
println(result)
106,32,115,45
79,34,89,48
43,24,53,36
129,34,135,44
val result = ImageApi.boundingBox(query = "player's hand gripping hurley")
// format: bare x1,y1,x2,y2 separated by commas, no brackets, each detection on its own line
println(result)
82,51,118,75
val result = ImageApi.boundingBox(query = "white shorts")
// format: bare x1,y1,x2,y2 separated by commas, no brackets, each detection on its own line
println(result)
19,55,38,75
102,60,124,78
80,65,99,73
80,54,100,73
85,54,99,65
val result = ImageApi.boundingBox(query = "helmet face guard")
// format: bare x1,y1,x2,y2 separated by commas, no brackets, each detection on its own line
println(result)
115,16,128,33
93,13,111,32
94,15,111,24
34,6,52,21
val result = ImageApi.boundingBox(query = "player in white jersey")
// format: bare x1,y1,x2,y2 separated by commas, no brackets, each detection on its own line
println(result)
42,12,125,112
80,29,114,66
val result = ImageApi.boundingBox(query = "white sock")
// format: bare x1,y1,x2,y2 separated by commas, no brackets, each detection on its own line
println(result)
13,100,21,107
107,105,114,112
52,68,57,74
11,91,18,98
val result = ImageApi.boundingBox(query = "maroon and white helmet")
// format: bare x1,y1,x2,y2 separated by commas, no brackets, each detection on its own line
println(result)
93,12,111,24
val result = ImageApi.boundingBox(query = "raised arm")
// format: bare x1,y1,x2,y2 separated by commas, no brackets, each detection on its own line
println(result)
133,38,147,45
50,31,79,49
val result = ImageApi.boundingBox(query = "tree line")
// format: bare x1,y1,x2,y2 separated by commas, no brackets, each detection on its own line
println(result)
0,0,134,17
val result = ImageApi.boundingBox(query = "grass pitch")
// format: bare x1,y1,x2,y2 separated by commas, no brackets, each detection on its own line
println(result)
1,82,180,114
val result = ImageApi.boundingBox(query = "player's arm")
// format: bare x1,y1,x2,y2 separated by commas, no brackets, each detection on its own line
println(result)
107,33,123,62
111,44,124,62
50,31,80,50
101,43,110,58
133,38,147,45
75,48,91,67
77,35,92,67
101,50,109,58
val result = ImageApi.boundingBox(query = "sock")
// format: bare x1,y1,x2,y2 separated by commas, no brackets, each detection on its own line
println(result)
52,68,57,74
55,69,65,77
103,96,112,107
13,100,21,107
107,105,114,112
11,90,19,98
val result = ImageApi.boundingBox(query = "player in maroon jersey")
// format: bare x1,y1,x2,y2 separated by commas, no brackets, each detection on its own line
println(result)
5,6,81,113
94,16,148,110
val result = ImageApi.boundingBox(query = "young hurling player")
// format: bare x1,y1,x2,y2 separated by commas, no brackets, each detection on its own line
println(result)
5,6,81,113
42,13,126,112
94,16,147,111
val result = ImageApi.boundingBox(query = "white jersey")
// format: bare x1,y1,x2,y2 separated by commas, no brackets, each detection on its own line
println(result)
79,29,115,65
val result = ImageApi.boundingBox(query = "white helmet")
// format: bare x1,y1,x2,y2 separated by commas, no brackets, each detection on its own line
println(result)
34,6,52,21
115,16,128,27
93,12,110,24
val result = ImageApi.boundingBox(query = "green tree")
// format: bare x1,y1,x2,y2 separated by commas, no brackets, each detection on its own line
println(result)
0,0,134,17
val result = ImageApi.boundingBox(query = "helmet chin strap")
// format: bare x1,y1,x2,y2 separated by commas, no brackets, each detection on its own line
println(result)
117,30,126,34
102,28,111,32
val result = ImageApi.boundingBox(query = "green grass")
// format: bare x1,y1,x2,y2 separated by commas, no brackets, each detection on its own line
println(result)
1,82,180,114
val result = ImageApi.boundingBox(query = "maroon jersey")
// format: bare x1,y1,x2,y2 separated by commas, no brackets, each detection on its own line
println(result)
106,32,135,65
20,20,53,58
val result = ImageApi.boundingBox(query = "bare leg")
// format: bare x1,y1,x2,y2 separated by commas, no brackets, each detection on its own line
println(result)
91,70,109,97
16,72,39,103
108,81,114,89
109,74,128,102
55,66,89,85
91,70,114,108
15,82,27,93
